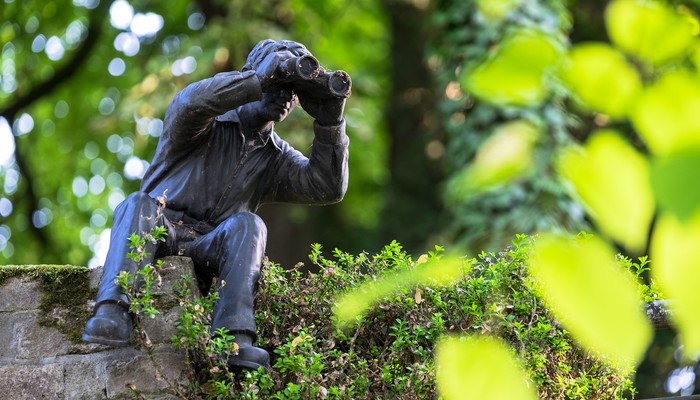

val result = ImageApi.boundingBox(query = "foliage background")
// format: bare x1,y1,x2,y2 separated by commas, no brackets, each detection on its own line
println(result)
0,0,588,268
1,0,697,397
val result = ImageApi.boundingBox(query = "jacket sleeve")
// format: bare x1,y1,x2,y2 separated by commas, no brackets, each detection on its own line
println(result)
265,120,349,205
162,70,262,147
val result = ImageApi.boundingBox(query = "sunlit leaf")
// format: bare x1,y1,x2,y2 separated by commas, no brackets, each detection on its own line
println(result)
631,71,700,156
476,0,521,21
557,130,655,252
650,151,700,222
529,233,653,371
462,30,562,106
689,41,700,73
606,0,695,65
651,212,700,358
436,335,537,400
448,120,539,196
333,256,465,327
561,43,641,118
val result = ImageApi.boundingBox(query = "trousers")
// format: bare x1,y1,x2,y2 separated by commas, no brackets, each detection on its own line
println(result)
95,192,267,338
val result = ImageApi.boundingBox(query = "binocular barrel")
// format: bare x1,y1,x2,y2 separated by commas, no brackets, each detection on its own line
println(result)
324,71,352,98
279,55,321,80
279,56,352,98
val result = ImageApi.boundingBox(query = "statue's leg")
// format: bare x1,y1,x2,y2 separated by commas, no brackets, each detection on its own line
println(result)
95,191,167,306
186,211,269,370
84,191,167,346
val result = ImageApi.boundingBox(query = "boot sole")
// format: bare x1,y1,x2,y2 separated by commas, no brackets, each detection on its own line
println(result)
228,359,270,372
82,333,130,347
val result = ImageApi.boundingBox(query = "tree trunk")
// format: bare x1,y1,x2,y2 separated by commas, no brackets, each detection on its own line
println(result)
380,1,444,253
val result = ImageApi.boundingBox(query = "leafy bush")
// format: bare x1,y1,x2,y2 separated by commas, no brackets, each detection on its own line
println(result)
185,236,648,399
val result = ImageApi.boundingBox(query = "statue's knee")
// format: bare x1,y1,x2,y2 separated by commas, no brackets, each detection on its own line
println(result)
114,192,157,219
220,212,267,239
118,192,151,209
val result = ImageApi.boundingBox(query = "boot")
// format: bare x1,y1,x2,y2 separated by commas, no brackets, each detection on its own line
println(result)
82,303,132,346
222,333,270,372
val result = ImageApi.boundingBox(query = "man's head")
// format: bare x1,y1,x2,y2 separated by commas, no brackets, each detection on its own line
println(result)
242,39,311,73
241,39,310,124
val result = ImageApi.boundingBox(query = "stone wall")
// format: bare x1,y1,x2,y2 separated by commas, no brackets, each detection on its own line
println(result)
0,257,197,399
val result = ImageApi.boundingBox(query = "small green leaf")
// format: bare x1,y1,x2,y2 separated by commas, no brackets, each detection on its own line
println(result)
529,233,653,371
562,43,641,118
557,130,655,252
606,0,694,65
476,0,520,21
651,212,700,358
651,151,700,221
449,120,539,196
631,71,700,156
436,335,537,400
462,29,562,106
333,256,465,327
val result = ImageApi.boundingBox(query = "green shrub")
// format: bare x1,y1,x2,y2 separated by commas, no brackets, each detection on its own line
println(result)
199,235,646,399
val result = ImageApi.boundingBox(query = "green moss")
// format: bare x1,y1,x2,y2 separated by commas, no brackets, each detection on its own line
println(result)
0,264,82,285
0,264,96,343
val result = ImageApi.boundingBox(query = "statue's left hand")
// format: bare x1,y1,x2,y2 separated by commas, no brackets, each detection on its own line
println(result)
298,93,346,126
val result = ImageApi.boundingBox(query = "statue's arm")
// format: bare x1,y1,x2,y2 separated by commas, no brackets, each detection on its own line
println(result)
265,120,349,204
162,70,263,145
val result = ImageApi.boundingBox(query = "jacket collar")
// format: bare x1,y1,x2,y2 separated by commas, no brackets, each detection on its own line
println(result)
215,110,283,152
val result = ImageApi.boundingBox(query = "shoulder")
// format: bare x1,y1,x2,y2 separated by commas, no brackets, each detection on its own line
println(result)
269,130,291,153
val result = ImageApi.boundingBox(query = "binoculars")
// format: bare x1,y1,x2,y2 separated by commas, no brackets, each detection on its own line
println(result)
279,55,352,98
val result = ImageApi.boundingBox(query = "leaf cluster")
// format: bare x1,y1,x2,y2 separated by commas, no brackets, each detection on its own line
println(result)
191,236,639,399
429,0,586,253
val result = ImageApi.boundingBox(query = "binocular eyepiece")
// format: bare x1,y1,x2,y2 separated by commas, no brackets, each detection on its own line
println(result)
279,55,352,98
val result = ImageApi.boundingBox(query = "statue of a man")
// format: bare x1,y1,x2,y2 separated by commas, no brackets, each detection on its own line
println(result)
82,39,349,371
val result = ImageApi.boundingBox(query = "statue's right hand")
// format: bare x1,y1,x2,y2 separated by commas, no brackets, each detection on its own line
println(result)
255,51,296,92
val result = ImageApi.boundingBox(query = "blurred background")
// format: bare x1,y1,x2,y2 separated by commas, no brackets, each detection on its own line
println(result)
3,0,700,397
0,0,601,268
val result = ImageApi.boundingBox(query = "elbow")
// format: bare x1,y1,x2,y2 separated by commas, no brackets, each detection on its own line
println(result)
328,189,346,204
326,178,348,203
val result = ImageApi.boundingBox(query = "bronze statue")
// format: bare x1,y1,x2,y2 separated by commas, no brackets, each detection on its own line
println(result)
82,39,350,371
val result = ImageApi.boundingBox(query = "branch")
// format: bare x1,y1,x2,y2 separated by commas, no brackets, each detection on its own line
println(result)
194,0,228,20
0,2,111,258
0,2,110,120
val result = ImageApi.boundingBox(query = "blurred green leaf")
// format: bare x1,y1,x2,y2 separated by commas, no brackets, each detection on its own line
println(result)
651,212,700,358
650,151,700,221
333,256,465,327
562,43,641,118
529,233,653,371
476,0,520,21
606,0,694,66
462,30,562,106
448,120,539,197
631,71,700,156
557,130,655,252
436,335,537,400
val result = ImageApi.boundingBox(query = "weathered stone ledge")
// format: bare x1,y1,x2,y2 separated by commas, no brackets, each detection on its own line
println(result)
0,257,197,399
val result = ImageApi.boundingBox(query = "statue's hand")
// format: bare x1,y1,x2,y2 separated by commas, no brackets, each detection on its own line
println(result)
298,93,346,126
255,51,296,92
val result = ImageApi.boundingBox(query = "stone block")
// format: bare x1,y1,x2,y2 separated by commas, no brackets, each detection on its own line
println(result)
16,311,73,360
104,347,191,399
0,363,64,399
0,277,41,312
89,266,104,289
63,360,108,400
156,257,198,298
0,311,31,361
139,306,182,345
137,257,198,345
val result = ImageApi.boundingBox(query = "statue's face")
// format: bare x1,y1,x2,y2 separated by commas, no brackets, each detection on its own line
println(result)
258,86,297,123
